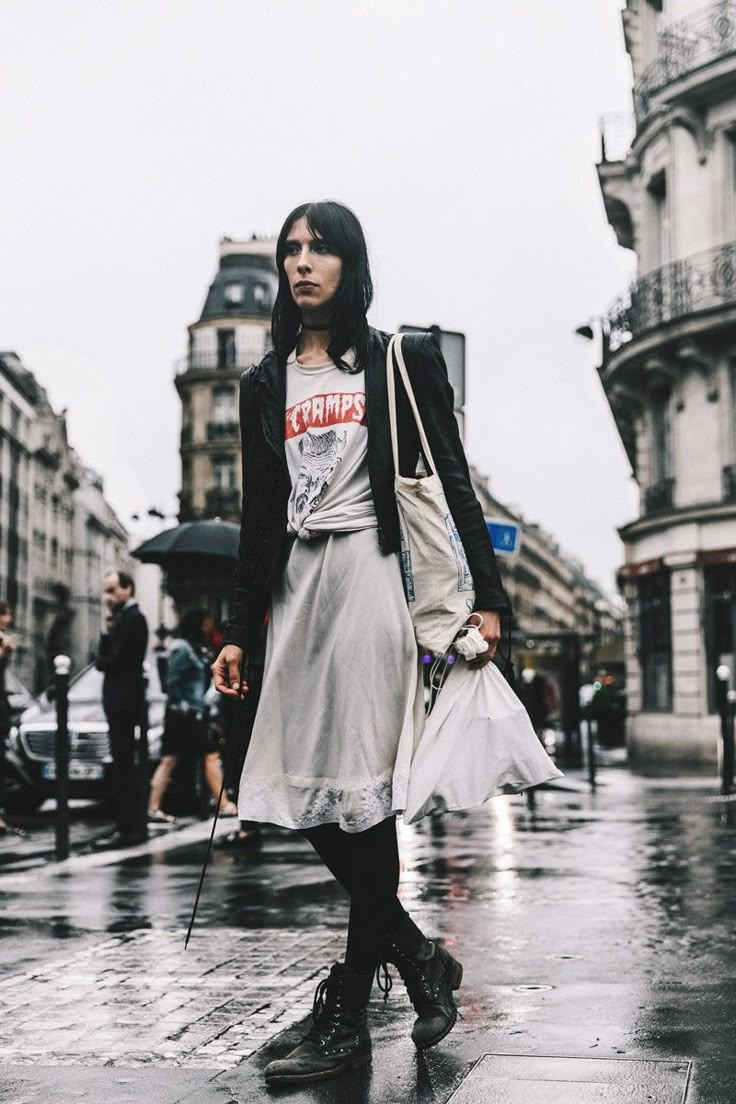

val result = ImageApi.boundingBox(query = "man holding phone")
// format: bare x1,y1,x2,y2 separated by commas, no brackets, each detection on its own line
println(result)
96,570,148,846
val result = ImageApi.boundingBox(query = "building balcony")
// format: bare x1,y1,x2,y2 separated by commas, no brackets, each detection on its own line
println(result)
206,420,240,442
603,241,736,358
205,488,240,518
644,478,675,515
634,0,736,127
175,350,259,379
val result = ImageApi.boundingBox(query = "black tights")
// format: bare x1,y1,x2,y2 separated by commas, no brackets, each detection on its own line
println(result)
300,816,422,975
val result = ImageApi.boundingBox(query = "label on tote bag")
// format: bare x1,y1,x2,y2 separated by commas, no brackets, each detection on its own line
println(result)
400,537,416,603
445,513,474,595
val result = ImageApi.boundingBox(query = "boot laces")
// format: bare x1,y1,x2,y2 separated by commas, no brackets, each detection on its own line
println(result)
305,973,340,1044
376,960,393,1004
390,945,437,1007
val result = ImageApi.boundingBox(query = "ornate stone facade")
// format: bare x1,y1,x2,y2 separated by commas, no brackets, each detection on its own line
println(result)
175,237,277,524
597,0,736,762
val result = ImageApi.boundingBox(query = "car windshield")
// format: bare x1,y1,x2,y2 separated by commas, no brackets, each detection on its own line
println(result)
68,661,165,702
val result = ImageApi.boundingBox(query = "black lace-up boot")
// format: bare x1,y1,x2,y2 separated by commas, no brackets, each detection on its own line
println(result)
264,962,373,1086
380,915,463,1050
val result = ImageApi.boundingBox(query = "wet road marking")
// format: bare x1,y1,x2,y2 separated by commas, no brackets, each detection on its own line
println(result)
447,1054,692,1103
0,818,234,889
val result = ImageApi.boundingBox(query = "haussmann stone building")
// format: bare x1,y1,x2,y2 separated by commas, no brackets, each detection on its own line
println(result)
596,0,736,763
0,352,129,691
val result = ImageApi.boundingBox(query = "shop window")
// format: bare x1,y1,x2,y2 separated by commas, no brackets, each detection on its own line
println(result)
638,570,672,711
705,565,736,712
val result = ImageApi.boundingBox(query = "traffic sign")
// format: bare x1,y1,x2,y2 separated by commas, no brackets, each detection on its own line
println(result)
487,518,520,555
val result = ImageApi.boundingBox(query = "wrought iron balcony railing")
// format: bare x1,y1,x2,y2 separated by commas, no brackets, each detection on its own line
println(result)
635,0,736,126
644,478,675,515
604,241,736,353
723,463,736,501
206,420,239,442
206,488,240,517
175,349,263,375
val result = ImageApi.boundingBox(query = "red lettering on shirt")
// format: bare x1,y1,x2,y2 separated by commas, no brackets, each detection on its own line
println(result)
285,392,366,440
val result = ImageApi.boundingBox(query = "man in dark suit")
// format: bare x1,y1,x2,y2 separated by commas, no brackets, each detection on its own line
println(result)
96,570,148,846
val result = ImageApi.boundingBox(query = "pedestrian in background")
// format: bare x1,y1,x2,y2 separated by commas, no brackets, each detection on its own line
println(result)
96,570,148,847
212,201,510,1086
148,608,237,824
0,601,22,837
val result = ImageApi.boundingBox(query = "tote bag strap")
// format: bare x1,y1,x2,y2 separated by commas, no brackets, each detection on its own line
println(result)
386,334,439,477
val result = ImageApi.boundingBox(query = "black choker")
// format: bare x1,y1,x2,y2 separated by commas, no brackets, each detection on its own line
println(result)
301,322,331,331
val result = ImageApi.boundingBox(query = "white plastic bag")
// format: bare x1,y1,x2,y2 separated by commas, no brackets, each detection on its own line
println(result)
403,659,564,824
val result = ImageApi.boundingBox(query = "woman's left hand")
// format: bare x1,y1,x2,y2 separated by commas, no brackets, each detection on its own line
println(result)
465,611,501,669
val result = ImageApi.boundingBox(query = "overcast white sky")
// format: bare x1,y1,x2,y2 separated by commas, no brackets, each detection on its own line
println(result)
1,0,637,594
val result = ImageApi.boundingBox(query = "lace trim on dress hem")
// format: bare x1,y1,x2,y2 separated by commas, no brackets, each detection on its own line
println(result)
238,771,397,834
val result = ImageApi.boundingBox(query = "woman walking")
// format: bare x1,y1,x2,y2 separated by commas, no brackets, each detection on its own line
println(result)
212,201,510,1086
149,609,237,823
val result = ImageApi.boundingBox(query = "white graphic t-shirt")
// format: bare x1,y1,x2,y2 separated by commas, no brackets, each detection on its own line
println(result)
285,349,377,539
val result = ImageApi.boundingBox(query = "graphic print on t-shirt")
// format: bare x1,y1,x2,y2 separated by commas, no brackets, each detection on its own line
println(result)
285,391,366,440
294,428,348,522
284,361,375,538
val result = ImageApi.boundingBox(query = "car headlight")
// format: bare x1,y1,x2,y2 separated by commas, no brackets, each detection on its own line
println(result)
7,726,19,750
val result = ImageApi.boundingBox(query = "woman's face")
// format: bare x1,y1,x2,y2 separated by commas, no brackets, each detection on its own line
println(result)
0,610,12,633
283,217,343,317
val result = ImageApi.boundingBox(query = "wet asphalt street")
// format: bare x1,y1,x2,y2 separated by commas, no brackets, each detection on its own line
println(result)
1,763,735,1103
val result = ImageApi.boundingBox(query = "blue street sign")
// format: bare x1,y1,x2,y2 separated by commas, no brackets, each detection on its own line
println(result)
486,518,520,555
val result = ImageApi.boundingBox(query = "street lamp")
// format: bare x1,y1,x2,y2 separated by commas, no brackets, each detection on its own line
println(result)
130,506,178,642
716,665,734,795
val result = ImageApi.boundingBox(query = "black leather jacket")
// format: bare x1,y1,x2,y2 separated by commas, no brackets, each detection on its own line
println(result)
223,327,511,652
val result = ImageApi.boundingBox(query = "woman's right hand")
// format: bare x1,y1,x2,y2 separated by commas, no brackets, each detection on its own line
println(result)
212,645,249,698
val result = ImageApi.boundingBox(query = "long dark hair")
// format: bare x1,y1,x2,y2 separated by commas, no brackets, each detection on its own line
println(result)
272,201,373,373
177,608,208,649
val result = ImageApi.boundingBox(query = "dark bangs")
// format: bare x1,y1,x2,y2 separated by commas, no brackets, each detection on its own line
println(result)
272,200,373,372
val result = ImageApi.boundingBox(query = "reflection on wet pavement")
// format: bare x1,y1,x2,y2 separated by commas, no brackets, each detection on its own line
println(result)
1,768,735,1099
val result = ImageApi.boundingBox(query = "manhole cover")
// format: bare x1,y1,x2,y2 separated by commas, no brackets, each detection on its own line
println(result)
447,1054,691,1103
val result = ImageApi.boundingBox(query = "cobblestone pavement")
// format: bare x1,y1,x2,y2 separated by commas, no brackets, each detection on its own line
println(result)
0,927,345,1068
3,768,736,1101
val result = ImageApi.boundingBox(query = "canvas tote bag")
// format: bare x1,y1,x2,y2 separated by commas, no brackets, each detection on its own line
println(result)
387,334,475,653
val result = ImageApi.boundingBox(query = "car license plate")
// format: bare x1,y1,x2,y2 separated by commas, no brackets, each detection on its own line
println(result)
42,761,105,781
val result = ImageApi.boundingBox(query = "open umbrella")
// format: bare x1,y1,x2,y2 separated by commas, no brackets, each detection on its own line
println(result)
131,520,240,564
